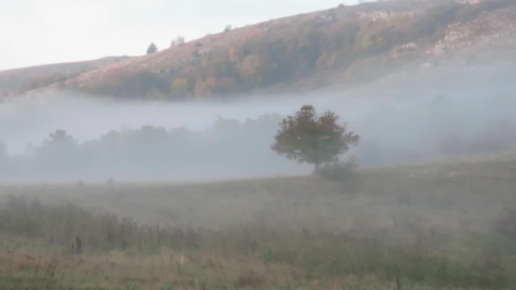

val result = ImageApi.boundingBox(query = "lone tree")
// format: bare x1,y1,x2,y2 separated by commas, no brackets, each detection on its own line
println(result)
271,105,359,172
146,42,158,54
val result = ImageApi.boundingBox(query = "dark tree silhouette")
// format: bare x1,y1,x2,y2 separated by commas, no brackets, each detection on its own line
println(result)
146,42,158,54
36,129,80,172
271,105,359,172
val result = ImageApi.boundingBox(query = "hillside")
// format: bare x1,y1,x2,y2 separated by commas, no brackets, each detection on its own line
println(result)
2,0,516,100
0,56,128,98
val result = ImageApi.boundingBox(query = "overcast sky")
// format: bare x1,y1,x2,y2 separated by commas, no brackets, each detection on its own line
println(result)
0,0,364,71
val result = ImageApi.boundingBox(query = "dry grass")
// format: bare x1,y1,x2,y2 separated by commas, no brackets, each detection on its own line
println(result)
3,152,515,233
0,152,515,289
0,247,412,290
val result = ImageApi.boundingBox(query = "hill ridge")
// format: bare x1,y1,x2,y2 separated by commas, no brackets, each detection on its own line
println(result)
1,0,515,99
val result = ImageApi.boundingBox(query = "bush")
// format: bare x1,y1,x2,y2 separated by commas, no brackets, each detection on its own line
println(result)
317,158,358,182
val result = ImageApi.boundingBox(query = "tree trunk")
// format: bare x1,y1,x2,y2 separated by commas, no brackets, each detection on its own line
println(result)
314,163,320,174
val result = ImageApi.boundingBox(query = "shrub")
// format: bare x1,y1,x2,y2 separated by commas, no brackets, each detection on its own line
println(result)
317,157,358,182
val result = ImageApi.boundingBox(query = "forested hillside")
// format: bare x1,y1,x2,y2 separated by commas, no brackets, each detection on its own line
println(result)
1,0,515,100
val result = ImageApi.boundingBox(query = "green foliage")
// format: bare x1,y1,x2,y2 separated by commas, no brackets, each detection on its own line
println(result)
271,105,359,171
170,77,189,97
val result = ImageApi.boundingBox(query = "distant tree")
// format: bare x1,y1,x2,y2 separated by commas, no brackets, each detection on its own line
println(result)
44,130,76,147
171,36,185,47
271,105,359,172
170,78,189,97
36,129,81,172
224,25,232,33
146,42,158,54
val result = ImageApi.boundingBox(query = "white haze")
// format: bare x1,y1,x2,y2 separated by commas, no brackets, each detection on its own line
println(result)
1,60,516,183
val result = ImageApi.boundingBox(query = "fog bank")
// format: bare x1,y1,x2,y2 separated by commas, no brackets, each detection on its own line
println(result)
1,61,515,182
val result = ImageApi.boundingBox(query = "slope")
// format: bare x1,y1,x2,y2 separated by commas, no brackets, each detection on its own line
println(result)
0,56,128,98
4,0,516,100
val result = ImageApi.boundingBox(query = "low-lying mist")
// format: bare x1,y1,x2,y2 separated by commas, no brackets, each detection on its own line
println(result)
1,61,515,183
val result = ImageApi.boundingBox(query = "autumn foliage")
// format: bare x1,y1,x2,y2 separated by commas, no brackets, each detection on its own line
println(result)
271,105,359,172
2,0,513,98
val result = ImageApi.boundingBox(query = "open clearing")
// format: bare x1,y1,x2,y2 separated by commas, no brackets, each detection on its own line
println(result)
0,152,515,289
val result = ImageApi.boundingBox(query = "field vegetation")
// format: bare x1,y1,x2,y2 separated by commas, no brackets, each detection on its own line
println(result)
0,152,515,289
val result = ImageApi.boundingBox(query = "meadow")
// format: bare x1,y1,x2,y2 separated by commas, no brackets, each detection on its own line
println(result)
0,152,515,289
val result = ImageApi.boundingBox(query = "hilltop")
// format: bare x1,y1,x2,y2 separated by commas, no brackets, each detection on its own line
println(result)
1,0,515,100
0,56,128,98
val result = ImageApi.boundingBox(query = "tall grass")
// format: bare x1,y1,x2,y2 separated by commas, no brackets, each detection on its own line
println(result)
0,196,515,289
0,196,201,253
1,154,516,289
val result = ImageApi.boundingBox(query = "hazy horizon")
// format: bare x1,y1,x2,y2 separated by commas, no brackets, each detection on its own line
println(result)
1,60,515,183
2,2,516,289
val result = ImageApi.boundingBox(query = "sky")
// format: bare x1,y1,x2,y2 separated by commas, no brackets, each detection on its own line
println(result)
0,0,363,71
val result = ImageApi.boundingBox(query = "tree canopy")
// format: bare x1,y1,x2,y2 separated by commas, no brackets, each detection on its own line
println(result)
271,105,359,171
146,43,158,54
36,129,81,172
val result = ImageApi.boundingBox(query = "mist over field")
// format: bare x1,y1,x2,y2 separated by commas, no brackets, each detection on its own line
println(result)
3,0,516,288
1,61,515,183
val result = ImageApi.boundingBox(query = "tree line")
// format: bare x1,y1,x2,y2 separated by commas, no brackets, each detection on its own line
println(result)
0,106,360,181
1,101,516,182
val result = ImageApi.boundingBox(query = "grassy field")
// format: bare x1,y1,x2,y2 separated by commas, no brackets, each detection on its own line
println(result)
0,152,515,289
